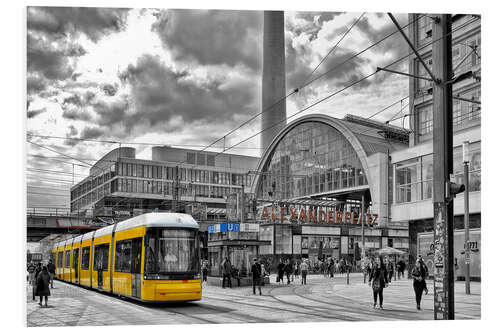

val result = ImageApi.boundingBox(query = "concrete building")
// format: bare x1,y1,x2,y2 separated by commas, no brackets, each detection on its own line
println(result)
390,14,481,278
69,146,259,221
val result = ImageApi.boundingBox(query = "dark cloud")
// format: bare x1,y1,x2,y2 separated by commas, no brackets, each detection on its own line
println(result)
96,54,259,135
27,7,130,42
152,9,262,70
27,74,48,94
80,126,106,140
27,33,74,81
101,83,118,96
62,91,95,107
61,108,93,122
27,108,47,119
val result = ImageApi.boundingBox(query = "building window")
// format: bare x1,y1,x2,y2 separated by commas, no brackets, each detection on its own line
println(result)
197,153,205,166
417,104,433,136
207,154,215,166
453,142,481,192
187,152,196,164
395,158,421,203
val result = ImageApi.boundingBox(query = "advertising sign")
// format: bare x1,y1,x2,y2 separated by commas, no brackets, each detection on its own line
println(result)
417,228,481,278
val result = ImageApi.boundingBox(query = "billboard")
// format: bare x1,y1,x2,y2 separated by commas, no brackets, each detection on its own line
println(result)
417,228,481,279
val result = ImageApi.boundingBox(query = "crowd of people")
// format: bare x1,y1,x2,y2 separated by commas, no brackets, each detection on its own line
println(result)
27,259,55,307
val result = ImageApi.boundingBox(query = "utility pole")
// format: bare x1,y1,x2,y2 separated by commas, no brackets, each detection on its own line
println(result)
240,184,245,223
432,14,455,320
361,194,366,283
173,165,179,213
463,141,471,294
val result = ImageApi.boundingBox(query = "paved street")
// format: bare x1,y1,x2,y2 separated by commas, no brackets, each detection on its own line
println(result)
26,273,480,326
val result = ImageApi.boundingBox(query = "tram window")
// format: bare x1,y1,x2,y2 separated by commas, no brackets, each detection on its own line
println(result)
93,244,109,271
81,247,90,270
131,238,142,274
57,251,63,268
65,250,71,268
115,240,132,272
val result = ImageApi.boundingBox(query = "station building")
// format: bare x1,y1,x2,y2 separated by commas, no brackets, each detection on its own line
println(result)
69,146,259,221
247,114,412,268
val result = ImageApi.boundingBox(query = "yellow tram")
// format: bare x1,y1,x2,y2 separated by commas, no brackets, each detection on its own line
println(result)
50,213,202,302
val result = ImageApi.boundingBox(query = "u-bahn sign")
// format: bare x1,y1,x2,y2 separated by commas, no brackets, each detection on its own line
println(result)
259,206,378,225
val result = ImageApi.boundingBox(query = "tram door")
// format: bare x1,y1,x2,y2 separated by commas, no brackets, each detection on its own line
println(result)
131,238,142,298
73,248,79,283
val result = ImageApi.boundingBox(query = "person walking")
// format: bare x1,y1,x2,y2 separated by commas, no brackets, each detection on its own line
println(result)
47,259,56,288
386,258,394,282
202,260,209,283
27,261,36,285
251,258,262,295
328,258,334,278
277,259,285,284
411,259,427,310
285,259,293,284
293,261,299,280
221,257,232,289
35,266,51,307
369,257,389,309
32,262,42,301
300,259,308,285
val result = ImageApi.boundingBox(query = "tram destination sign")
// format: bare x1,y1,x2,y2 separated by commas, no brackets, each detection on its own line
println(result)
259,206,378,225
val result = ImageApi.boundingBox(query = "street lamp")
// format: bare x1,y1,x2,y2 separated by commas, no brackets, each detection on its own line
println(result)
462,141,471,295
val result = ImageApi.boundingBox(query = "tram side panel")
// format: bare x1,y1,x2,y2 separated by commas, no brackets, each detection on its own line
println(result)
72,241,81,284
79,240,92,287
112,226,145,298
92,233,112,292
63,242,72,281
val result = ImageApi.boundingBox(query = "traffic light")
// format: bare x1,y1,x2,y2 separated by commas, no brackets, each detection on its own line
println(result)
446,181,465,201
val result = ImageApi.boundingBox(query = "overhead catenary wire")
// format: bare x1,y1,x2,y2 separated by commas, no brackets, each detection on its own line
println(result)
27,15,478,208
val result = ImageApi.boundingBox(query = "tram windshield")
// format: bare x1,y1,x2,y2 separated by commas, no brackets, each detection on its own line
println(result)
145,228,200,275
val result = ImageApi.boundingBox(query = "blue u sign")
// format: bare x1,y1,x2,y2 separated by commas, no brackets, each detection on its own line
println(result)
208,225,215,234
227,223,240,232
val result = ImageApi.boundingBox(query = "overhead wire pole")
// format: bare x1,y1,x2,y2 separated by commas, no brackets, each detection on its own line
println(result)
431,14,455,320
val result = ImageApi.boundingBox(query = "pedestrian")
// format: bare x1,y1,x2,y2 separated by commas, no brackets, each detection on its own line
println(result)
221,257,232,288
401,260,406,279
293,261,300,279
32,262,42,301
300,259,308,285
47,259,56,288
385,257,394,282
369,256,389,309
284,259,293,284
417,256,429,294
251,258,262,295
35,266,51,307
411,259,427,310
328,258,334,278
27,261,36,285
277,259,285,284
202,260,209,282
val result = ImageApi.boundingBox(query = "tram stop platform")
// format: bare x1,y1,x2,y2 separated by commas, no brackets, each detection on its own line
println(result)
206,275,270,287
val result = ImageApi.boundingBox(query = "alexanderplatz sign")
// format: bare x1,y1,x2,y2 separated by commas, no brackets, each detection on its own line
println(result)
259,206,379,226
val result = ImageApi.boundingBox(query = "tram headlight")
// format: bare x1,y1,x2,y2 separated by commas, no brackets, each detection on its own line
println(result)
193,273,201,279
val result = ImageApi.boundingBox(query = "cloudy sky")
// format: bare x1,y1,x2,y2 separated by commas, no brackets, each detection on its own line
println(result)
26,7,411,208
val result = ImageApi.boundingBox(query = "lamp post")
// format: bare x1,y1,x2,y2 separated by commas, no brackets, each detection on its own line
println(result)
463,141,471,295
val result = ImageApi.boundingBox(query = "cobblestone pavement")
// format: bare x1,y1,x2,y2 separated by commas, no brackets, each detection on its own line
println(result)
26,273,480,326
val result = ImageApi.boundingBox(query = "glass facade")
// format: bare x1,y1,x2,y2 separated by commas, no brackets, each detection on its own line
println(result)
70,159,254,212
394,142,480,203
257,122,367,200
